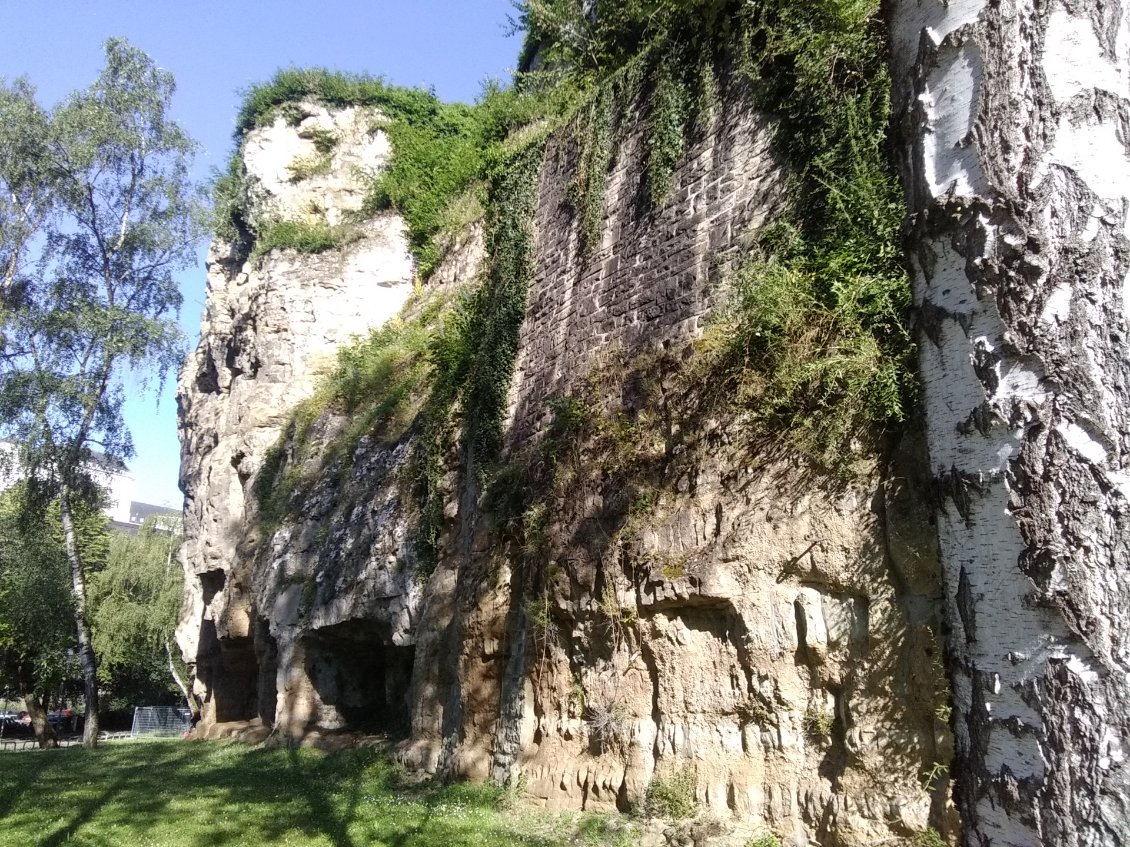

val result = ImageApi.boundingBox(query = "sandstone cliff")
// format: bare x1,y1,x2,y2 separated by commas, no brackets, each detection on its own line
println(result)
177,75,950,845
176,102,415,724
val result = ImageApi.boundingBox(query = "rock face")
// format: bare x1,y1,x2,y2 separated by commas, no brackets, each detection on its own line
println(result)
177,94,950,844
176,103,415,725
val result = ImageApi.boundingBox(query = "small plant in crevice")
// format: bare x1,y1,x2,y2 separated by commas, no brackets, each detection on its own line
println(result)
736,697,771,726
643,763,697,820
301,126,339,154
286,152,332,182
746,834,782,847
568,681,586,717
927,634,953,725
597,580,640,655
525,592,558,648
249,218,361,260
912,827,947,847
921,760,949,792
584,700,630,752
802,700,834,741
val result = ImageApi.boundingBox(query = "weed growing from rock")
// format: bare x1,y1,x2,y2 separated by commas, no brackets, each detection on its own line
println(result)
644,764,697,820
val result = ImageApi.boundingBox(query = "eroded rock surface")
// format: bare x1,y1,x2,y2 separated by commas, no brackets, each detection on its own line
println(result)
177,95,949,845
176,104,415,725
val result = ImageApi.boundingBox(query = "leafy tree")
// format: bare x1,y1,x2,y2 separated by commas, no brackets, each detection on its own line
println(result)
0,486,108,747
89,520,189,710
0,38,201,746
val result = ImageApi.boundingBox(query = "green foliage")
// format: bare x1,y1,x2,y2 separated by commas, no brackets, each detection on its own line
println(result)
361,100,486,278
514,0,913,468
304,126,339,153
411,136,544,559
0,41,198,737
0,740,644,846
802,701,835,740
921,760,949,792
362,79,558,278
746,835,781,847
644,764,697,820
88,521,183,706
645,58,690,204
0,486,108,699
0,37,198,488
713,0,910,469
210,150,252,245
514,0,732,207
220,68,551,277
913,828,947,847
459,142,545,466
0,489,78,697
400,140,547,570
250,218,360,260
286,151,332,182
569,87,616,250
253,303,444,534
235,67,444,137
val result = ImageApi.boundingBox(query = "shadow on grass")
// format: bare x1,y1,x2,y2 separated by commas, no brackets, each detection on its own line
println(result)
0,740,573,847
282,745,363,847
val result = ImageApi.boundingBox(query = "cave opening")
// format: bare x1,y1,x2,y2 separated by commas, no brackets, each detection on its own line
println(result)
301,620,415,734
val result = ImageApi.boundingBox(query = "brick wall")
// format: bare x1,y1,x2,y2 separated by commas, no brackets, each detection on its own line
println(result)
506,91,784,446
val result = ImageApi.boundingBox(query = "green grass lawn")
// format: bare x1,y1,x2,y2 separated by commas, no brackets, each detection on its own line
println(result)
0,740,638,847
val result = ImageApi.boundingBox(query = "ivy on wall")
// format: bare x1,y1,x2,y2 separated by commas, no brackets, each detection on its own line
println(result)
234,0,913,572
516,0,913,472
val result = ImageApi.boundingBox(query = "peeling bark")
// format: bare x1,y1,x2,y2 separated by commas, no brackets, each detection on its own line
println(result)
888,0,1130,843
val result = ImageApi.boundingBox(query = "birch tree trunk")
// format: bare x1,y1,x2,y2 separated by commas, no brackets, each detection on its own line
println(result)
887,1,1130,843
166,640,197,720
59,483,100,748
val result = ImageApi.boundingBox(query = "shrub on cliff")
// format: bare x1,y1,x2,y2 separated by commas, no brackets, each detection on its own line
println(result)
216,68,549,279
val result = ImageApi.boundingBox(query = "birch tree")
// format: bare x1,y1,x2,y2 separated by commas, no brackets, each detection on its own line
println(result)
0,38,200,747
888,0,1130,843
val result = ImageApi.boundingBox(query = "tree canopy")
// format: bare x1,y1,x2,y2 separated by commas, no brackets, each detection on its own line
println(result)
0,37,200,481
0,37,202,746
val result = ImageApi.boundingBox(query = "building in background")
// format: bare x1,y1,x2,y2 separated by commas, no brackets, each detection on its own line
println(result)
0,442,179,534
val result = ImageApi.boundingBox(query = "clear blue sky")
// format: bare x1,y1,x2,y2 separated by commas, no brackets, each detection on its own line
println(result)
0,0,520,507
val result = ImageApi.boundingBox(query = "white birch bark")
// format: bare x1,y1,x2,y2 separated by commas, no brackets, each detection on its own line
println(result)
888,0,1130,843
59,482,100,748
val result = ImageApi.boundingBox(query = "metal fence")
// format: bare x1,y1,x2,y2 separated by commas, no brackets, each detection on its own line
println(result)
130,706,191,738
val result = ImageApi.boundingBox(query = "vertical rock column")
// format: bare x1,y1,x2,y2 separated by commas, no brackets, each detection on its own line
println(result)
176,102,415,729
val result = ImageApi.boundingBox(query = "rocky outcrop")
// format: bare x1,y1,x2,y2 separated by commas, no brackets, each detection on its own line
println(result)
175,103,415,726
177,91,950,845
